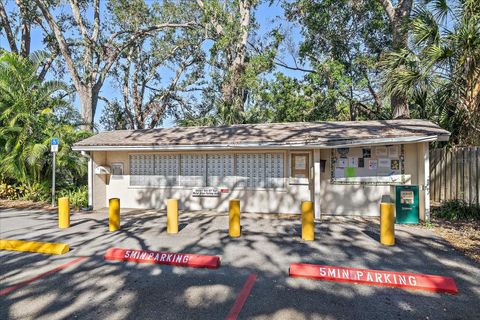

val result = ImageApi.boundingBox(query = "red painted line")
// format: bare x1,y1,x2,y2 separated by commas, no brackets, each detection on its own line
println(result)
0,256,87,296
289,263,458,294
225,274,257,320
104,248,221,269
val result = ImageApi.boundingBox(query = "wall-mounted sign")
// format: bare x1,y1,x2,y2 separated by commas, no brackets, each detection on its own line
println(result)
192,187,220,197
294,155,306,170
331,145,406,185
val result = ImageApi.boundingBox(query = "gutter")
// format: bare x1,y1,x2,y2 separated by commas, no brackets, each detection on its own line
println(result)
71,135,449,152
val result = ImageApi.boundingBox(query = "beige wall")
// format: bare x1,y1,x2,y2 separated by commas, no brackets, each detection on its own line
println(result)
319,143,419,216
92,151,107,209
93,150,311,214
91,143,425,216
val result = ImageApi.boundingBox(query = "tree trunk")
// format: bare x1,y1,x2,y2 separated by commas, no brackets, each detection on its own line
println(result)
220,0,250,116
78,87,97,131
378,0,413,119
16,0,31,57
0,2,19,54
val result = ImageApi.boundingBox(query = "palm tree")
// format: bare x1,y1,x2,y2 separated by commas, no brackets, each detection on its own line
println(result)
0,51,90,196
380,0,480,145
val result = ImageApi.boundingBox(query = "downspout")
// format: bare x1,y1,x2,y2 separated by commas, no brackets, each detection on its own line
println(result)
80,151,93,210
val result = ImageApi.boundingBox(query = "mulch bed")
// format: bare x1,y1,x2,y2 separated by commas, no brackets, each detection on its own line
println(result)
424,217,480,264
0,199,56,211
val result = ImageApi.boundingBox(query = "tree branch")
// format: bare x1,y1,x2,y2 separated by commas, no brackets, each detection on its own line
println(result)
68,0,94,46
35,0,82,88
38,50,58,81
378,0,395,23
274,58,316,73
0,2,19,53
365,73,383,112
15,0,31,57
97,22,196,89
92,0,100,42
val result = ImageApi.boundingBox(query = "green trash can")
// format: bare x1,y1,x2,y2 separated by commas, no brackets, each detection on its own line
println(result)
391,185,419,224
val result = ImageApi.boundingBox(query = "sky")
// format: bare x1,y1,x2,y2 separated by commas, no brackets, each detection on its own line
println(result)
0,0,305,131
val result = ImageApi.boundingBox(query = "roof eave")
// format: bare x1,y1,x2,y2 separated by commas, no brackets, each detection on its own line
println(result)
71,134,447,152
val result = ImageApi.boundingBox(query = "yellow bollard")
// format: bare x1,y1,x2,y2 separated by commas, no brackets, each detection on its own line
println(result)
167,198,179,234
301,201,314,241
229,199,241,237
58,197,70,228
109,198,120,231
380,202,395,246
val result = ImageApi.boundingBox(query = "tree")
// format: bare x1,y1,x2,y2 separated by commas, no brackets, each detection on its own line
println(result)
196,0,255,116
378,0,414,119
0,0,35,57
380,0,480,145
100,0,206,130
34,0,196,130
0,51,91,196
194,0,280,124
284,0,390,120
253,72,351,123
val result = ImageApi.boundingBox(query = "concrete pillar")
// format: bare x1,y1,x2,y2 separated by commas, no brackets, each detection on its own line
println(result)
417,142,430,221
313,149,322,219
88,156,93,208
93,152,107,210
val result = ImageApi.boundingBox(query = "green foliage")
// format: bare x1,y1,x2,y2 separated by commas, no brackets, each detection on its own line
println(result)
432,200,480,221
0,181,50,202
17,182,51,202
0,183,21,199
0,52,92,198
252,71,350,123
380,0,480,145
283,0,390,120
58,186,88,210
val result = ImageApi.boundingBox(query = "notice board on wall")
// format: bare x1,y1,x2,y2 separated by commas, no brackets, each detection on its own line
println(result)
330,145,407,185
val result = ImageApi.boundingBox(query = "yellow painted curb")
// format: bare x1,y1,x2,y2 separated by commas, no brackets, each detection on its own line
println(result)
0,239,70,255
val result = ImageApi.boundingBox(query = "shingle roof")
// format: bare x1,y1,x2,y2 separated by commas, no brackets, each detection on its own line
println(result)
72,119,450,150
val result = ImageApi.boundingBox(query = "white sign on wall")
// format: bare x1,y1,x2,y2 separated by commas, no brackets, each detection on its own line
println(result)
192,187,220,197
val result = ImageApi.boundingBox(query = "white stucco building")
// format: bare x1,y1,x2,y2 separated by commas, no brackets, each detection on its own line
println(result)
72,119,450,220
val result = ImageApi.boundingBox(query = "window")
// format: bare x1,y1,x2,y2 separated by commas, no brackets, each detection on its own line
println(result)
130,154,155,186
179,154,206,187
207,154,235,187
265,153,285,188
235,153,284,188
291,153,310,179
154,155,179,186
129,152,285,189
130,154,178,187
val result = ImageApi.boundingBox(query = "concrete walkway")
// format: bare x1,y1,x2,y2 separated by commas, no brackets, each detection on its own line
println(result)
1,207,479,319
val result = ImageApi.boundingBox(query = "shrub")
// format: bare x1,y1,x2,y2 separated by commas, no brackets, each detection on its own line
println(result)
0,183,21,199
17,182,50,202
432,199,480,221
58,186,88,211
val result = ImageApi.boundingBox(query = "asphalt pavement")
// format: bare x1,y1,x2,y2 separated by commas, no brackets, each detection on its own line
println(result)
0,207,479,320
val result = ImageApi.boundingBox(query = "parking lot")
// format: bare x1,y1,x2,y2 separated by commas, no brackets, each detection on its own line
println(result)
1,207,479,320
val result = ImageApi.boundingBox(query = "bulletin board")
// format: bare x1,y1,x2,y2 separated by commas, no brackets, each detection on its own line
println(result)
330,145,406,185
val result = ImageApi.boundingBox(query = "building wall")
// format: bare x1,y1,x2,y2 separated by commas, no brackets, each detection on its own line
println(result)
91,143,424,216
319,143,419,216
92,151,107,209
93,150,312,214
